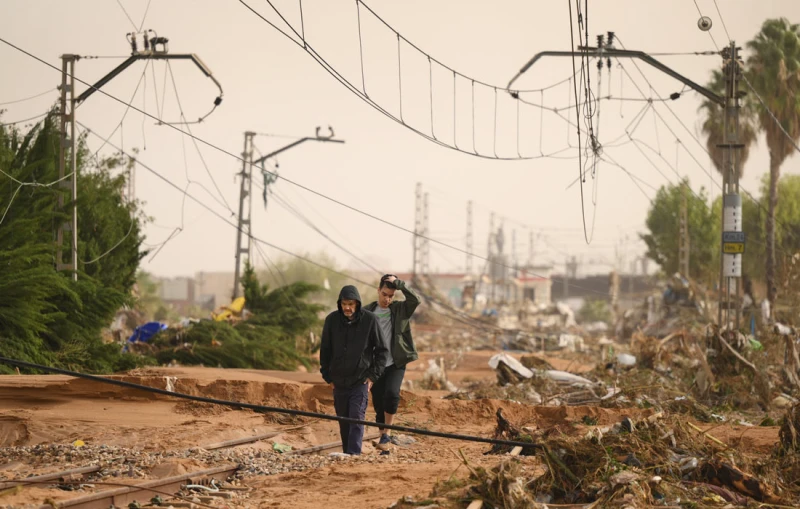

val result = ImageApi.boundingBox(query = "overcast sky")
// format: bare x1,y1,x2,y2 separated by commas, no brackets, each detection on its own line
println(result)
2,0,799,280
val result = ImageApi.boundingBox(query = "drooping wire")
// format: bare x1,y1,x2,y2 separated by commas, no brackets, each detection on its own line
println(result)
567,0,590,244
138,0,153,32
0,34,622,295
114,0,139,31
166,61,235,215
235,0,614,161
712,0,732,43
428,57,436,140
692,0,720,51
0,111,50,127
88,61,148,159
76,120,611,298
0,88,56,106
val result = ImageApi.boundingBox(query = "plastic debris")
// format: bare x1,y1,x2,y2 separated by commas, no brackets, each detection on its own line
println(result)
272,443,292,453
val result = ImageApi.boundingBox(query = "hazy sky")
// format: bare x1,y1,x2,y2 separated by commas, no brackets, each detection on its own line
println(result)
2,0,799,280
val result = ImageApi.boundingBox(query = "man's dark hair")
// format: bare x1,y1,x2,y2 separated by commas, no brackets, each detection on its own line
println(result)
379,274,397,290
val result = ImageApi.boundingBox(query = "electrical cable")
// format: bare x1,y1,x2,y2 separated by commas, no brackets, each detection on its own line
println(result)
166,61,235,215
238,0,595,160
0,111,50,127
81,219,136,265
0,35,615,298
89,61,149,159
691,0,720,51
614,36,800,246
0,33,582,268
138,0,154,32
0,185,22,228
115,0,139,31
0,88,56,106
711,0,732,43
0,356,549,450
742,74,800,157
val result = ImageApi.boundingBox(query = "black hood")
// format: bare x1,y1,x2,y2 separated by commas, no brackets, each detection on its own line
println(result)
337,285,362,319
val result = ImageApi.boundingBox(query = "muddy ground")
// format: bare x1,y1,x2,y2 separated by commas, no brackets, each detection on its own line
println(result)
0,349,786,508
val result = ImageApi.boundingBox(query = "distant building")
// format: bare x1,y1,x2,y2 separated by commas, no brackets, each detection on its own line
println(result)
515,272,552,306
155,276,195,315
194,271,235,311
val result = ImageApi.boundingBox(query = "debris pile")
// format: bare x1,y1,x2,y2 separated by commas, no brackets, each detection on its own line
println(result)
399,408,799,508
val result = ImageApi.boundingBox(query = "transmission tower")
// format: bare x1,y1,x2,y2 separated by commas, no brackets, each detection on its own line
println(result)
413,183,423,278
678,182,690,277
421,192,430,275
528,230,534,266
466,200,473,275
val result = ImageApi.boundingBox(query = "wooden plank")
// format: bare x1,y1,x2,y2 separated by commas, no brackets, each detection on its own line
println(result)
510,446,523,456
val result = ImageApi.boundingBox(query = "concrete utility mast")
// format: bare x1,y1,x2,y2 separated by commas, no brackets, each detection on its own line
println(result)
507,35,741,329
57,31,223,281
231,127,344,299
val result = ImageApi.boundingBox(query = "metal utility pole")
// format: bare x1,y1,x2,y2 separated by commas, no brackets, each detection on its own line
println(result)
629,259,637,295
511,229,518,302
718,42,745,330
564,255,578,300
232,127,344,299
528,230,534,266
232,132,255,300
56,55,78,281
488,212,495,304
421,192,430,275
56,32,224,281
413,183,422,279
506,34,742,328
678,182,690,278
466,200,473,275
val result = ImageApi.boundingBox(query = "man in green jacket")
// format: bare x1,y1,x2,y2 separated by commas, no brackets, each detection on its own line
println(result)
363,274,420,454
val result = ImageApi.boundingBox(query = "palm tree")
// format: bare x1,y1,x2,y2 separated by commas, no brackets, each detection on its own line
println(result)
699,69,758,179
747,18,800,307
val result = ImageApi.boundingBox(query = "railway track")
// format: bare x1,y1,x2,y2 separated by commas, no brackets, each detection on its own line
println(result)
34,464,239,509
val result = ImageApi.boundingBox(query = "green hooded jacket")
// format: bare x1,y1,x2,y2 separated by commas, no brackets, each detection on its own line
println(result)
364,278,420,368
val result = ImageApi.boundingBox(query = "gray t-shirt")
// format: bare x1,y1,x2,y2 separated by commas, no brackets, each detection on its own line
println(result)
372,305,394,367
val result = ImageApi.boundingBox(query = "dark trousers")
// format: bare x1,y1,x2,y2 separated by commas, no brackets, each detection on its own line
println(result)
333,382,369,455
370,364,405,427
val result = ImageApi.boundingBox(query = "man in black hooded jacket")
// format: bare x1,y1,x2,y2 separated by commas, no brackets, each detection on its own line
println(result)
320,285,389,455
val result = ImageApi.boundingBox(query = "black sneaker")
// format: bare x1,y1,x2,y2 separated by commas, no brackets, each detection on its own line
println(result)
375,433,391,451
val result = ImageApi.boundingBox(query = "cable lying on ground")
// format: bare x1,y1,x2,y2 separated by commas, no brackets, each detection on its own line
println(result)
0,356,541,451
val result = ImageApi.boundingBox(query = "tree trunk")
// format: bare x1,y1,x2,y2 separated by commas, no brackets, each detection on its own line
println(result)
766,153,780,308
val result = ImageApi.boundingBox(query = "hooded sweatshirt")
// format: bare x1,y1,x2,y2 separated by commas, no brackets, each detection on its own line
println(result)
319,285,390,388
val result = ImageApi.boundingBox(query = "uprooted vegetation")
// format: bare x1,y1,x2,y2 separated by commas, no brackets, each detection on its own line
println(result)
129,263,323,371
390,405,800,508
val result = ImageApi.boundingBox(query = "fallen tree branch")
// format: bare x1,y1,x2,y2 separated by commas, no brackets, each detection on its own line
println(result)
717,334,757,371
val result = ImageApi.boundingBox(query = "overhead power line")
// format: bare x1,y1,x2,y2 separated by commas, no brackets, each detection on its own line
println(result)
77,120,611,299
236,0,614,160
0,88,56,106
0,36,618,292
